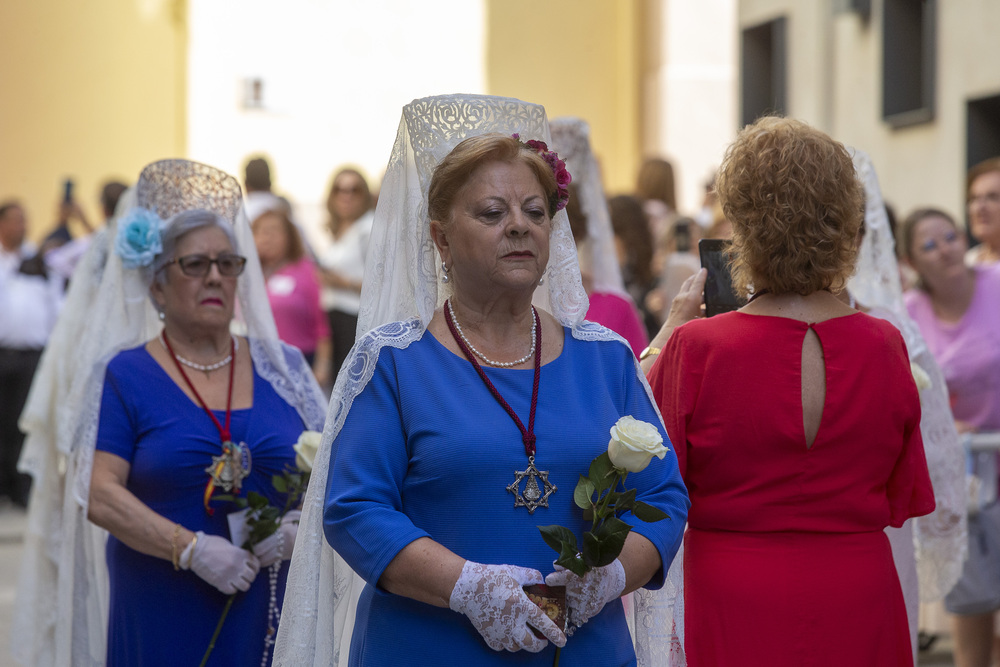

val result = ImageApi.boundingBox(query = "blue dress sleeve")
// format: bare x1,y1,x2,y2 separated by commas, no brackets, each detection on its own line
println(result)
96,357,139,463
323,349,432,587
614,347,690,590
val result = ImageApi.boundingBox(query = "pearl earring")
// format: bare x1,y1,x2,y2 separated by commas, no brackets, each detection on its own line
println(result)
441,261,450,283
538,273,545,286
158,310,165,321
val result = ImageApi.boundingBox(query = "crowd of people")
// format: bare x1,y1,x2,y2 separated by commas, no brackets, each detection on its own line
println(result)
2,91,999,667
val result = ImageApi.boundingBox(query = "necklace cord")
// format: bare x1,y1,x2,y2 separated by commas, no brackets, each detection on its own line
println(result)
444,300,541,457
161,332,236,441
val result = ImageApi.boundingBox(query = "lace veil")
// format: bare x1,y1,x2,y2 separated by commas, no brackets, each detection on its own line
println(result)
12,160,326,666
847,149,967,601
273,94,683,666
549,117,626,296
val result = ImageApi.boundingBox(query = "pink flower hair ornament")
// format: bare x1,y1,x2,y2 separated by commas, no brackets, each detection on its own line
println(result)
512,133,572,216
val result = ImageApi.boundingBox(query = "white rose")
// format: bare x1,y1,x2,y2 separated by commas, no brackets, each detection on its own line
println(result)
607,416,668,473
910,361,931,391
293,430,322,472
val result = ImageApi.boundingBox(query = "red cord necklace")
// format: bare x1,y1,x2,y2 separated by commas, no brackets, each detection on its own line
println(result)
443,300,556,513
161,331,250,515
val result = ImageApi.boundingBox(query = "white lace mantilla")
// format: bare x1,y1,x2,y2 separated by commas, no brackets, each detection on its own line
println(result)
13,161,327,667
273,94,684,667
549,117,626,297
848,149,967,602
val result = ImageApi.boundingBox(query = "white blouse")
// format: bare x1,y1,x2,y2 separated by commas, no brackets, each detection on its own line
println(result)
319,210,374,315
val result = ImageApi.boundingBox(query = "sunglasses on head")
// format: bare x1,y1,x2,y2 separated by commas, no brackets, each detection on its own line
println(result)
162,253,247,277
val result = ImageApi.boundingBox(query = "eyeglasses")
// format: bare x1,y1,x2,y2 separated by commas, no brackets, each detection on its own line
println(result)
969,192,1000,207
333,185,364,196
163,253,247,277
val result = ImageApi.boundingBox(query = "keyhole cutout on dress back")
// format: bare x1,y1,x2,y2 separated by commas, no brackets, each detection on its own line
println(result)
801,327,826,449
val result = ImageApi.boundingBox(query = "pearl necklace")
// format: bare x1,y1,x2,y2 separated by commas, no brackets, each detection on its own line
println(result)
159,332,238,372
446,300,536,368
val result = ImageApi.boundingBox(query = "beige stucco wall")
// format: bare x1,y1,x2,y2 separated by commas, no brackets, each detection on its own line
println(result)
0,0,186,241
739,0,1000,221
485,0,641,195
651,0,738,213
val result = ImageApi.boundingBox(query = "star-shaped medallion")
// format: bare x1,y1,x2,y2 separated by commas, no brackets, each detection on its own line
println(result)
506,458,557,513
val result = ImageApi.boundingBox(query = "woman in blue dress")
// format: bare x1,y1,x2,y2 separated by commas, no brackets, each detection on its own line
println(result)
274,94,689,667
84,160,327,666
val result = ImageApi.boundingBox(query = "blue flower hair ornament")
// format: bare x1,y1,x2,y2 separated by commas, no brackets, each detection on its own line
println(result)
115,208,165,269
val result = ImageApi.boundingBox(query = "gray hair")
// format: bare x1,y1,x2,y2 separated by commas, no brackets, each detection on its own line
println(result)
151,209,239,286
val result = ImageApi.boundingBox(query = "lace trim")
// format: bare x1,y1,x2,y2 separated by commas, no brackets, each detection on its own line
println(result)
14,181,328,666
848,148,968,604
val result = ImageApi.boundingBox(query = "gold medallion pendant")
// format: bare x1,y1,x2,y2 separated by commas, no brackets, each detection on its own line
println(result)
206,440,252,493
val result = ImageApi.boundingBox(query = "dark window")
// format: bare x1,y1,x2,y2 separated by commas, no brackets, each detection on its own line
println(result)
833,0,871,22
965,94,1000,243
967,94,1000,170
882,0,936,127
741,17,787,127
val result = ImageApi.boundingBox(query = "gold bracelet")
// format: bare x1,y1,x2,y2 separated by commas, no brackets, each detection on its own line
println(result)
171,524,182,571
182,533,199,570
639,346,661,361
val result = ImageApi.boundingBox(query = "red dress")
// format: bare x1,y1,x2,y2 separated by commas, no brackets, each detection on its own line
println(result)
648,312,935,667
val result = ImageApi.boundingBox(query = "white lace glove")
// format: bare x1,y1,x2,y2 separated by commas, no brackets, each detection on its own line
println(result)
252,510,301,567
181,531,260,594
545,559,626,630
449,560,567,652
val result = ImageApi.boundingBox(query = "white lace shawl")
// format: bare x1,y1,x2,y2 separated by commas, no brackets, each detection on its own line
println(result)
549,117,627,297
273,94,685,667
847,149,967,601
12,166,327,667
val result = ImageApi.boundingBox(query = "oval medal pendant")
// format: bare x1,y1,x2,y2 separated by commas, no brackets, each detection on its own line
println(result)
206,440,252,493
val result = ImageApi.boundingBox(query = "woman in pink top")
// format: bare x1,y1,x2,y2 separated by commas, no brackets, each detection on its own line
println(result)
253,207,332,387
902,207,1000,667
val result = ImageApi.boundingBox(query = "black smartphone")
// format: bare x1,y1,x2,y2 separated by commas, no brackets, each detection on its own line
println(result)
698,238,745,317
62,178,74,204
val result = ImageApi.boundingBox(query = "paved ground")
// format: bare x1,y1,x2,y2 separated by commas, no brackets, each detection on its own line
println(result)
0,506,27,665
0,504,960,665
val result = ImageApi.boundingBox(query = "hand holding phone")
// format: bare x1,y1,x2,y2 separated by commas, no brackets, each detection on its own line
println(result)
698,238,746,317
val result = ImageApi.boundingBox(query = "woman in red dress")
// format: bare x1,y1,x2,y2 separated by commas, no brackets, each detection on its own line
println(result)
646,117,936,666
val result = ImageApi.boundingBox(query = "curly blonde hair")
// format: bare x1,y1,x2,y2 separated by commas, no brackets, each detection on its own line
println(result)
716,116,863,297
428,134,559,224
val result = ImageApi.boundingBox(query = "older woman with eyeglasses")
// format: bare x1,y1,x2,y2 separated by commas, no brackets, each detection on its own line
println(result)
85,160,326,666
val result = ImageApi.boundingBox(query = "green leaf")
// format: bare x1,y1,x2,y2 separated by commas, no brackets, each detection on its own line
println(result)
588,452,616,493
582,530,601,569
538,525,578,556
555,546,589,577
573,476,596,510
245,491,269,510
631,501,669,523
589,517,633,567
212,494,247,509
612,488,637,515
582,507,594,522
272,474,288,493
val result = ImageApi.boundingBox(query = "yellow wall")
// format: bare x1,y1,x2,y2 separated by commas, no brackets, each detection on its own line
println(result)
485,0,642,195
0,0,186,241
